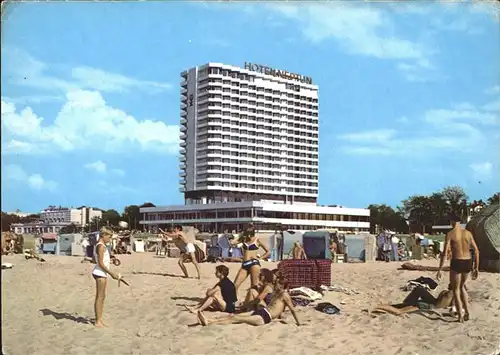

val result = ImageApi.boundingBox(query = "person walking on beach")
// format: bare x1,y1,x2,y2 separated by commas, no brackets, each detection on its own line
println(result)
92,226,120,328
163,225,201,279
436,215,480,322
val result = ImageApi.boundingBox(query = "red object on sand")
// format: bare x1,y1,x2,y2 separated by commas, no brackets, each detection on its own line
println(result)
278,259,331,289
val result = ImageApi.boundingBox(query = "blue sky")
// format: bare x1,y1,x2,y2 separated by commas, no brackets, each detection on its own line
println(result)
1,1,499,213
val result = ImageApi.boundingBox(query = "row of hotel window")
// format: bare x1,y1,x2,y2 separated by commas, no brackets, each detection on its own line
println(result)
196,166,318,179
196,126,318,140
193,183,316,194
193,109,319,127
195,106,318,121
195,148,317,161
196,76,317,100
193,184,316,194
195,174,318,186
195,123,319,139
196,92,318,110
145,211,368,222
195,142,318,155
198,149,318,161
194,159,319,173
195,101,319,118
196,134,317,148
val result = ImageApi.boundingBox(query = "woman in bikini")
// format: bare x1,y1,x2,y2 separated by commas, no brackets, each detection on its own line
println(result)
198,276,300,326
231,224,270,292
240,268,275,311
371,285,454,316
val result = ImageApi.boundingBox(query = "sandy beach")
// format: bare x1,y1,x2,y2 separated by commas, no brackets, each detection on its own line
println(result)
2,253,499,355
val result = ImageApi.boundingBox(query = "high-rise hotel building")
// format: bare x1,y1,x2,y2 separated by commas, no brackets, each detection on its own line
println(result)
140,63,369,233
179,62,319,205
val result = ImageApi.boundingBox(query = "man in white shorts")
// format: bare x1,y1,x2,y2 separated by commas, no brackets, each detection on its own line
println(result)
164,225,201,279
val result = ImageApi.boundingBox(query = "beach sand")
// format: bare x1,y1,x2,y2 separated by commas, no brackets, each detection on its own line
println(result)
2,253,499,355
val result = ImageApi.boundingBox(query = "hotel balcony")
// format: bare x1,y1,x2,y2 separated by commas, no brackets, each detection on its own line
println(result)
181,102,187,110
179,187,186,192
180,141,187,147
179,163,186,170
179,179,186,185
180,118,187,125
181,87,188,96
179,155,186,162
180,126,187,132
179,171,186,177
180,133,187,140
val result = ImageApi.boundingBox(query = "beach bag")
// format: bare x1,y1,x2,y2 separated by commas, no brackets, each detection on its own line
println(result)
316,302,340,315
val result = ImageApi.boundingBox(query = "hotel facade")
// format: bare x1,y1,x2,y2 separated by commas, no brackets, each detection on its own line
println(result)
140,62,370,233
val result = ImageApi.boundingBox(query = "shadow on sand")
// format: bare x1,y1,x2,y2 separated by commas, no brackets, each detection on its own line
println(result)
132,271,185,278
39,309,93,325
171,296,204,302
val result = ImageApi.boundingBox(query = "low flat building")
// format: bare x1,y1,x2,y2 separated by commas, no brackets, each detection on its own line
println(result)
10,221,71,234
140,201,369,233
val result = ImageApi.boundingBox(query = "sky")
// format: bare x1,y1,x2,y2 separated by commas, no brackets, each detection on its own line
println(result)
1,1,499,214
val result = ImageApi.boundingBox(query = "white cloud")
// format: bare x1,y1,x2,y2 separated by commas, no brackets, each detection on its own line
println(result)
4,164,57,191
1,90,179,155
85,160,107,174
267,3,427,60
338,129,397,143
2,95,64,105
2,47,171,95
470,161,493,181
337,101,499,157
482,98,500,112
71,67,171,94
485,85,500,95
111,169,125,177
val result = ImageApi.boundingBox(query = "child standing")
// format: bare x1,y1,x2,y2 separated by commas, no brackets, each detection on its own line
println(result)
92,226,119,327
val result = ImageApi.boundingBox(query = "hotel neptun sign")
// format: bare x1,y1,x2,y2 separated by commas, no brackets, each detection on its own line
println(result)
244,62,313,85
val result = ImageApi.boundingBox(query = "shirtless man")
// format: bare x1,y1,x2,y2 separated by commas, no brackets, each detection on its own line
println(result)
437,215,480,322
289,242,307,260
162,225,201,280
197,276,300,327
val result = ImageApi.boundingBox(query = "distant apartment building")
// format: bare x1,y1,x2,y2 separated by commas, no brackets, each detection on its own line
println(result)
10,206,102,234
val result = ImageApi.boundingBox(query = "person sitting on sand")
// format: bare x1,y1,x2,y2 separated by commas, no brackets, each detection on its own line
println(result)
197,276,300,327
92,227,120,327
185,265,237,314
240,268,275,312
289,242,307,260
371,284,454,316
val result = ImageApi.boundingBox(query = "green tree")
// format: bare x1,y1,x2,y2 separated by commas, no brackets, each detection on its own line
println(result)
101,209,121,226
440,186,468,220
60,223,79,234
368,204,408,234
400,195,434,233
140,202,156,208
1,212,21,232
487,192,499,205
122,205,141,230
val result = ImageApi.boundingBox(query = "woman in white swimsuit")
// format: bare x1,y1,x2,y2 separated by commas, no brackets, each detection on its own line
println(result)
92,227,119,327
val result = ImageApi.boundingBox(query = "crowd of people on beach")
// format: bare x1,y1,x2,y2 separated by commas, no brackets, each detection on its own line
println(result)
89,216,480,327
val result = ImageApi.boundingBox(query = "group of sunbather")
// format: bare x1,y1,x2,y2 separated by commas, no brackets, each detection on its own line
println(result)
90,217,480,327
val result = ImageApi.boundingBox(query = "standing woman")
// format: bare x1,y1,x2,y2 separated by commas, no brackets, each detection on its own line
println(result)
232,224,270,292
92,226,119,327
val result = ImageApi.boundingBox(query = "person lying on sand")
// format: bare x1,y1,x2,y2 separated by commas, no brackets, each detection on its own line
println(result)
185,265,237,314
240,268,275,312
371,285,454,316
197,276,300,326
